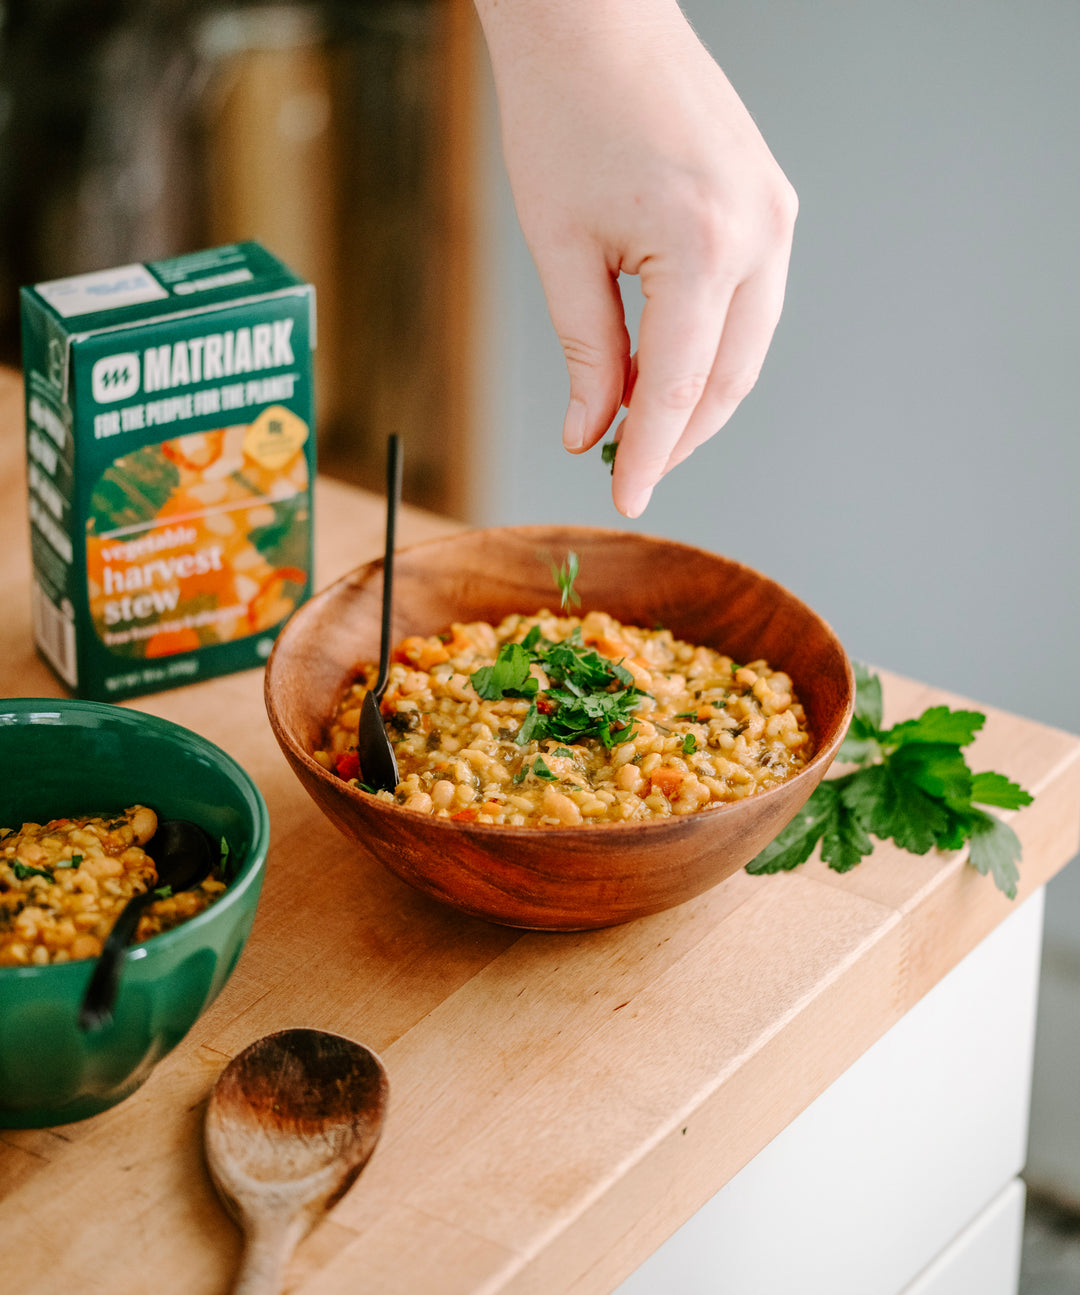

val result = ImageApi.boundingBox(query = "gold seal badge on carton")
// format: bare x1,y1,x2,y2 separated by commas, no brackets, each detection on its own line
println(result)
243,404,309,472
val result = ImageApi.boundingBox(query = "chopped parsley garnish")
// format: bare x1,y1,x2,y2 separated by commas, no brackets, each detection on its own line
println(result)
682,734,697,755
12,862,53,882
471,626,648,750
601,440,618,473
153,885,173,899
55,854,81,869
513,755,558,784
746,663,1033,898
470,641,538,701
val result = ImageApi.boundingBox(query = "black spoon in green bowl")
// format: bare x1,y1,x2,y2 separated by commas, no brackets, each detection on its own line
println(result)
78,818,216,1032
355,434,402,795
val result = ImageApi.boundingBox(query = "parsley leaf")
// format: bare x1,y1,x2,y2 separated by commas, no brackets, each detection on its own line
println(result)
12,861,54,882
219,836,245,884
884,706,985,749
970,771,1034,811
821,787,875,871
966,811,1021,900
682,734,697,755
747,782,840,873
852,660,884,728
746,663,1032,897
601,440,618,473
889,742,973,812
837,714,885,765
516,702,546,746
513,754,561,783
470,642,538,701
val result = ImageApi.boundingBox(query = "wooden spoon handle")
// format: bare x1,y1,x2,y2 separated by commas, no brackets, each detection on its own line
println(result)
231,1215,305,1295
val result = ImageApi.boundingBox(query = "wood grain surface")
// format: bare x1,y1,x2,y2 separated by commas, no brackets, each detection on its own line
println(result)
0,367,1078,1295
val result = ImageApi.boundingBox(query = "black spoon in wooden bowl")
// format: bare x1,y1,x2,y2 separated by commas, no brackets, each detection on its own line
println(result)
355,433,402,794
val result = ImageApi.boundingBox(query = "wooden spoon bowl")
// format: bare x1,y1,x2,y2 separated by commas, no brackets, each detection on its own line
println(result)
205,1029,388,1295
265,525,854,930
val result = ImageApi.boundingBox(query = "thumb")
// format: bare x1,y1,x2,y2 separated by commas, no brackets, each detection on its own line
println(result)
533,246,631,453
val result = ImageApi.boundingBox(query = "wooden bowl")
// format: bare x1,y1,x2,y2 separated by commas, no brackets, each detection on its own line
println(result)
264,526,853,930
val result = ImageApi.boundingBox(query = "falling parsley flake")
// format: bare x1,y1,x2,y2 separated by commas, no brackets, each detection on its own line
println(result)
551,552,581,610
746,664,1032,898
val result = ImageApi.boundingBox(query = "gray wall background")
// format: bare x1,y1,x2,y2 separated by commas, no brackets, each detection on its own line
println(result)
470,2,1080,1195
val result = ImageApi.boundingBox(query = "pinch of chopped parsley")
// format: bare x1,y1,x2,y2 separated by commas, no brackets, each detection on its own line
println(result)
471,624,648,750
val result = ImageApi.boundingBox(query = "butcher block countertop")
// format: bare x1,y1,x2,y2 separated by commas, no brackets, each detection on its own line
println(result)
0,363,1078,1295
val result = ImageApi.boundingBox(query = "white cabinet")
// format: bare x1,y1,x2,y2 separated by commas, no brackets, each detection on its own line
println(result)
614,891,1044,1295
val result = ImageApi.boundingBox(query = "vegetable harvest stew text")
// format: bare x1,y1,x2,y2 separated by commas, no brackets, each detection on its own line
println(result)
0,806,227,966
317,609,814,827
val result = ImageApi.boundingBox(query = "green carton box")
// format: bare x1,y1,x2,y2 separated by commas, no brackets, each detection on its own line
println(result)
20,242,316,701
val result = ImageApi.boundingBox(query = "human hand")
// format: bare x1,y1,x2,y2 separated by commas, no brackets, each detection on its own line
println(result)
474,0,797,517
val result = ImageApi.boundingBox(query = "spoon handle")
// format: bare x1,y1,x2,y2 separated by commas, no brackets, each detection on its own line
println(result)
77,889,155,1031
372,433,402,699
232,1214,306,1295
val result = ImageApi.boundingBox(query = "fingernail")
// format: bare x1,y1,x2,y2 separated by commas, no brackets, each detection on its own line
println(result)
621,485,653,518
563,397,587,451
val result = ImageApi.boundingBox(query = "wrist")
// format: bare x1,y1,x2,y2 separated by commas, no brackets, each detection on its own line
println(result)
473,0,689,67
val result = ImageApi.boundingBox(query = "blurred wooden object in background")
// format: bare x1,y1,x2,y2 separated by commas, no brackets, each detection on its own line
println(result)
199,1,479,518
0,0,479,519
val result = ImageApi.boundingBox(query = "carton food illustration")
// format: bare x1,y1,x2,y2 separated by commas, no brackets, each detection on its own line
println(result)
20,242,316,700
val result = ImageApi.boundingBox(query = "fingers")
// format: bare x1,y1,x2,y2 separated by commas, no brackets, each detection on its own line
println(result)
534,245,632,455
662,252,792,474
610,268,732,517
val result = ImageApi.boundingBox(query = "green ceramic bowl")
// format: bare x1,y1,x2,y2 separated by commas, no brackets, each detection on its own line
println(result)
0,699,269,1128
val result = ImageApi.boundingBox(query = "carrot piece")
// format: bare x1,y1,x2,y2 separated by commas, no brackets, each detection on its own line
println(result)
394,636,450,671
444,625,473,654
585,633,631,660
649,767,685,799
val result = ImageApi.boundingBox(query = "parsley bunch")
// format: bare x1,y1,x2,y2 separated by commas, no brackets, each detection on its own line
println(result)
471,623,647,749
746,663,1033,898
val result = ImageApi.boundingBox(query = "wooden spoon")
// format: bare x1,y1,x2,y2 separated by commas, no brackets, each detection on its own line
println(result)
204,1028,389,1295
355,433,402,793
